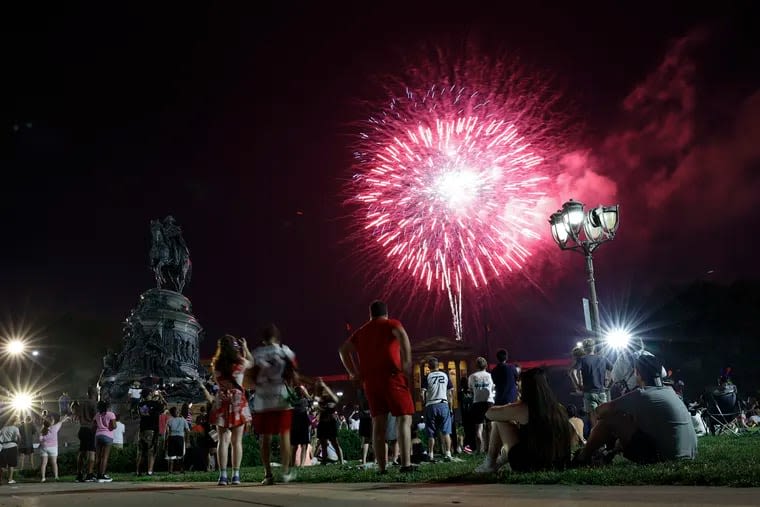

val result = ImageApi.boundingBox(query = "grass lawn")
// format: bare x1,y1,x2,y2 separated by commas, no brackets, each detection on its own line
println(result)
19,432,760,487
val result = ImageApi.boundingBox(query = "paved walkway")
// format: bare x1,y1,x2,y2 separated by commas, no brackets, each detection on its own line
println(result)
0,481,758,506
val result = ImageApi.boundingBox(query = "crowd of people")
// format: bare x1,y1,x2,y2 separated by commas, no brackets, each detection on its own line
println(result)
0,300,725,487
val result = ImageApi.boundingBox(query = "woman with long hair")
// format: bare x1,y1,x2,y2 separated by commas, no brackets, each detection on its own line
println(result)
39,413,67,482
251,324,297,484
315,378,345,465
209,334,252,486
475,367,572,474
93,400,116,482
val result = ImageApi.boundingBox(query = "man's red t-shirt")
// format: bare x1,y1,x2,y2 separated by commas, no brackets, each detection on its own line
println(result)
348,318,403,380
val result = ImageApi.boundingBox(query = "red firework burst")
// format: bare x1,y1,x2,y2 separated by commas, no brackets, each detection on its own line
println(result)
349,57,561,338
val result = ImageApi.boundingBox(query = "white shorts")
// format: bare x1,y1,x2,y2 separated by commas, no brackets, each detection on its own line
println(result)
39,447,58,457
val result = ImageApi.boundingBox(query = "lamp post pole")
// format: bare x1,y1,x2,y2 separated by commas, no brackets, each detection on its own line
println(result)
549,199,620,339
584,250,601,338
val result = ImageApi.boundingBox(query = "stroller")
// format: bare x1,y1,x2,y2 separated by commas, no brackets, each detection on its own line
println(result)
703,384,745,435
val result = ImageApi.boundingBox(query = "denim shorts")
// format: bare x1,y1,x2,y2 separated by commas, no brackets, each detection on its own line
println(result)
96,435,114,446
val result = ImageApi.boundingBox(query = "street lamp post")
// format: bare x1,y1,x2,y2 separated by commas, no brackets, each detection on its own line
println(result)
549,199,620,338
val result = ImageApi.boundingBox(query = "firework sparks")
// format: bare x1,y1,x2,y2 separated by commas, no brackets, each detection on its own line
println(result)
350,64,558,339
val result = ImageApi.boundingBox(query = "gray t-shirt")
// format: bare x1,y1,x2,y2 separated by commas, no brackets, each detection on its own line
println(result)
166,417,190,437
614,386,697,460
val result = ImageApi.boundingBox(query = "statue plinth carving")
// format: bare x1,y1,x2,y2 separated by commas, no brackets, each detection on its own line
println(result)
99,216,205,402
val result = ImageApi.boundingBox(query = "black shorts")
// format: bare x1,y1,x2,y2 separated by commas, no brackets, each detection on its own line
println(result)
166,436,185,459
290,411,311,446
358,416,373,439
471,401,493,424
0,447,19,468
317,419,338,440
623,430,661,464
19,447,34,455
78,426,96,453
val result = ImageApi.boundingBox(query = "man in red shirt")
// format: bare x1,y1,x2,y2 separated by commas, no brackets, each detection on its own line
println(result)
339,300,415,473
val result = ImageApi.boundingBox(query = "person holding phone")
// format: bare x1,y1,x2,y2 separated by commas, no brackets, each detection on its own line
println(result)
209,334,253,486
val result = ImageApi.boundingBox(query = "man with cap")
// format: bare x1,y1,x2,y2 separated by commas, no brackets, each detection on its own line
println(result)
574,354,697,465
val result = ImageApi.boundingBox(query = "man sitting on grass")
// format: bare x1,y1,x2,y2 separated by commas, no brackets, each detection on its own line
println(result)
574,354,697,465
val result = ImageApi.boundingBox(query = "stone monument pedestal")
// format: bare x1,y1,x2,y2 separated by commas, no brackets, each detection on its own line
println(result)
99,288,206,403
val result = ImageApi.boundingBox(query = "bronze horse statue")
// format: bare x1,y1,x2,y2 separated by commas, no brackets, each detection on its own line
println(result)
150,216,192,293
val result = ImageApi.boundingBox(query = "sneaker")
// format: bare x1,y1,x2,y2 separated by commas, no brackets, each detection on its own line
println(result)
146,471,153,476
261,475,274,486
41,477,46,483
495,452,509,469
463,445,473,454
282,470,296,483
443,456,452,462
230,475,240,485
399,465,418,473
97,475,113,483
85,474,97,482
474,458,496,474
76,474,85,483
7,480,16,485
217,476,229,486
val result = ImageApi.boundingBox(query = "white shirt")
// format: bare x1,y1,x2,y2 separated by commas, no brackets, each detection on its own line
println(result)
128,388,142,400
468,370,495,404
112,421,126,445
252,344,296,413
422,370,453,406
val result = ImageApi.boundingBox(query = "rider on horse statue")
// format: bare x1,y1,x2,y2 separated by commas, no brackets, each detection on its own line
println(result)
150,215,192,293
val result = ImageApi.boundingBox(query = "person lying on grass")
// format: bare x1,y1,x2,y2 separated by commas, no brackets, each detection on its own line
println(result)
475,367,572,474
574,354,697,466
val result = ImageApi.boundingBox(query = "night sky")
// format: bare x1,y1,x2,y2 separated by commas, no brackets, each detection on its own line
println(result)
2,3,759,384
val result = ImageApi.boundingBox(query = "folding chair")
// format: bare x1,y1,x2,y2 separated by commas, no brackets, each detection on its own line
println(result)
704,386,744,436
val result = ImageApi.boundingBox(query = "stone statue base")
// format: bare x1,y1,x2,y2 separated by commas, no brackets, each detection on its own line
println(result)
99,288,207,403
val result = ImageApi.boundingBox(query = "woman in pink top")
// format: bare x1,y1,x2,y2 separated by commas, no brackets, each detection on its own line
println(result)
39,414,66,482
93,401,116,483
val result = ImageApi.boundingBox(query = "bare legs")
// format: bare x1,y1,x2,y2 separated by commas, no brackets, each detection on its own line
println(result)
217,426,231,474
280,431,291,475
230,425,245,470
371,415,388,471
291,443,309,467
474,423,485,453
487,420,520,462
260,431,291,479
261,434,273,478
96,441,112,477
577,411,637,461
361,438,370,464
396,414,412,467
428,432,452,460
319,437,344,465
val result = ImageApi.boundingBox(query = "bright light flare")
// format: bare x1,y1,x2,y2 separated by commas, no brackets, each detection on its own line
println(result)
6,339,26,356
10,392,33,412
433,170,482,210
606,328,632,350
